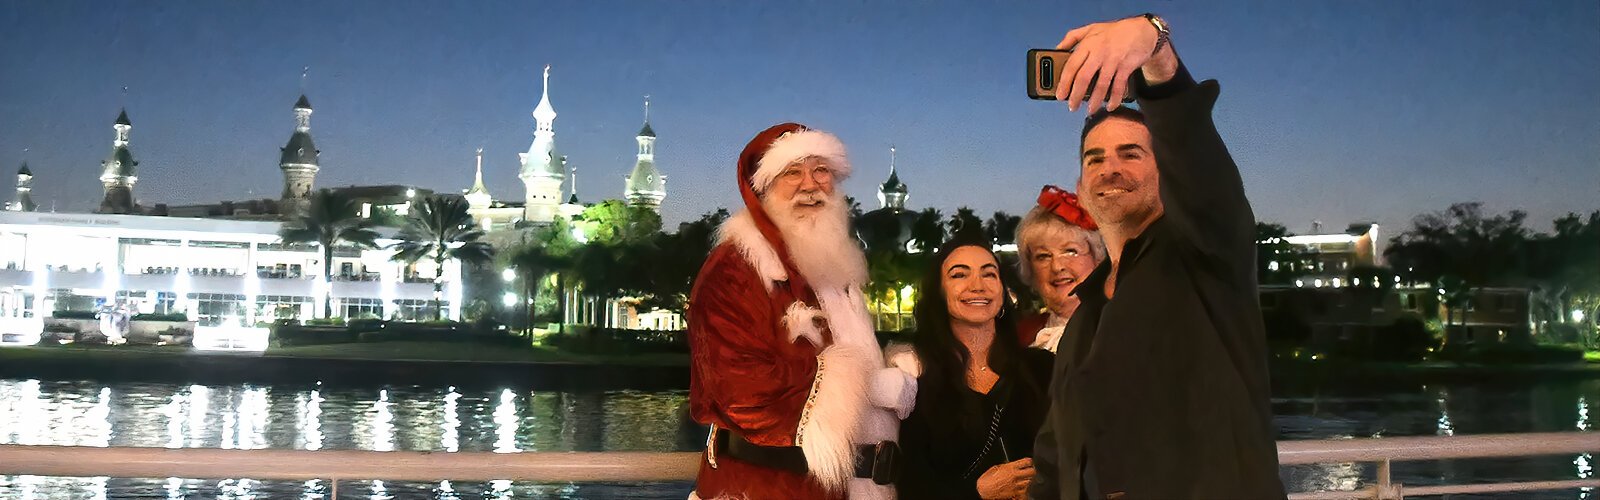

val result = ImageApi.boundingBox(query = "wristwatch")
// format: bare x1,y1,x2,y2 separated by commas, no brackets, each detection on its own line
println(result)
1142,13,1171,57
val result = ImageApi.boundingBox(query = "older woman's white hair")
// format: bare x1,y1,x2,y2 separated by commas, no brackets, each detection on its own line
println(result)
1014,205,1106,286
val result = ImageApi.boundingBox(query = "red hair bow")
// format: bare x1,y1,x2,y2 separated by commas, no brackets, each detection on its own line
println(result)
1037,185,1098,231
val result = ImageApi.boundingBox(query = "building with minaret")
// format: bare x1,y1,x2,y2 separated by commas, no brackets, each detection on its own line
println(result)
558,163,585,221
624,99,666,212
280,95,320,215
465,148,493,210
98,109,139,214
877,146,908,210
7,162,36,212
518,65,565,224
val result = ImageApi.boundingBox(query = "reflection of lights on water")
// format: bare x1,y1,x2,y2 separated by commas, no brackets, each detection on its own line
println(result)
1317,462,1362,491
436,480,458,499
16,475,40,498
217,478,258,499
372,389,395,452
2,379,46,445
299,390,325,451
370,479,394,500
85,387,112,447
237,386,269,450
1435,390,1454,436
188,385,210,448
494,389,521,453
490,479,514,499
1580,396,1591,431
89,476,108,500
300,479,325,500
163,393,185,448
442,387,461,452
1582,396,1594,499
165,477,184,500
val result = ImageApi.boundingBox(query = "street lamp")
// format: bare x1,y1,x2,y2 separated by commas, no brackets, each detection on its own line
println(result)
502,292,517,308
502,268,516,282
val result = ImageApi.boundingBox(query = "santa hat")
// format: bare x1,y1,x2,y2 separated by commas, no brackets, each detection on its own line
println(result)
735,123,852,315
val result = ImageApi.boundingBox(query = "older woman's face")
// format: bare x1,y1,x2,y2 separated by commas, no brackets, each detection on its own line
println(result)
942,246,1003,327
1028,227,1098,316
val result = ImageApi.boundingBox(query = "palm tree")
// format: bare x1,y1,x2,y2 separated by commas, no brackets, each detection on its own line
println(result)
279,189,381,319
389,194,496,321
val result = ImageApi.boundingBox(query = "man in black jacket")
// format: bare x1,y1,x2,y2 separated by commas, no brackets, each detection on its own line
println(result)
1029,14,1287,499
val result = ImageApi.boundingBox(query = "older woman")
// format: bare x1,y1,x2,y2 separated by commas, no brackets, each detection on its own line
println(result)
1014,185,1105,353
891,235,1052,499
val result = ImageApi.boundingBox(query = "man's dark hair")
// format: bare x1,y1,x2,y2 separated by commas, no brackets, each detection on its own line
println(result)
1079,107,1147,157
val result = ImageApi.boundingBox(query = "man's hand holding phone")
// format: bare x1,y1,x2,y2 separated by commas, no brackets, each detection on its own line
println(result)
1033,14,1179,114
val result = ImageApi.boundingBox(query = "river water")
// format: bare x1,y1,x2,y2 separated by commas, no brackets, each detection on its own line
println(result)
0,377,1594,499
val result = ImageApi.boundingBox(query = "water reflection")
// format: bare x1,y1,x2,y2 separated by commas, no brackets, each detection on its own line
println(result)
441,387,460,452
0,379,691,498
493,388,519,453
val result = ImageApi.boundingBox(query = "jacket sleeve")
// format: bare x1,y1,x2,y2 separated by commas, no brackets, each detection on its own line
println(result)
688,250,813,447
1137,63,1258,282
1027,400,1060,499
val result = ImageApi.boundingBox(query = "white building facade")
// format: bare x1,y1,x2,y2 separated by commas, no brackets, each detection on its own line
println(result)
0,211,463,326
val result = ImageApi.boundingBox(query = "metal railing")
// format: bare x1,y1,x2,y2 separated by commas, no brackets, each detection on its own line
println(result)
0,432,1595,499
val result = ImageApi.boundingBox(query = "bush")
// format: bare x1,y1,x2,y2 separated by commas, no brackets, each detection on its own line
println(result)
132,312,191,322
51,310,98,320
347,318,385,333
542,328,686,354
306,317,346,327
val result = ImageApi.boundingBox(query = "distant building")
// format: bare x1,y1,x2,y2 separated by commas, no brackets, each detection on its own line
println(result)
97,110,139,215
1263,222,1383,285
6,162,36,212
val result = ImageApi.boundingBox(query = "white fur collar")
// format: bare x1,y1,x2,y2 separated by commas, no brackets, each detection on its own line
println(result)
715,209,789,290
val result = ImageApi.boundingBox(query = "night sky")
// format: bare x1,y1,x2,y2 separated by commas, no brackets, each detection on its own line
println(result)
1,1,1596,234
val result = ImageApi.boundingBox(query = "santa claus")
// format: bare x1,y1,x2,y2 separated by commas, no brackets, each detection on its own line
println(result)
688,123,917,499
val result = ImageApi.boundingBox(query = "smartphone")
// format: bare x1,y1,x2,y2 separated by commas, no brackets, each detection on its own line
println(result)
1027,48,1135,103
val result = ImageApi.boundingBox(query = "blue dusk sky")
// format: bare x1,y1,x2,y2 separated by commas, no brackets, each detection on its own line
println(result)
1,0,1596,234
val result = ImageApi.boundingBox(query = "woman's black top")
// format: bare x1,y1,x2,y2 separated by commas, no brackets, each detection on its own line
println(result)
897,349,1053,499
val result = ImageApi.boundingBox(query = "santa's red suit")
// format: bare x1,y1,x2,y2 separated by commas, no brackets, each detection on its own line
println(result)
689,123,916,500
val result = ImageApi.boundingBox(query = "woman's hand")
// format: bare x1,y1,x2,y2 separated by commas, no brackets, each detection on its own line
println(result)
976,458,1035,499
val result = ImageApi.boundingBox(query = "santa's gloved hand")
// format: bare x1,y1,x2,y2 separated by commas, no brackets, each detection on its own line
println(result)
868,367,917,420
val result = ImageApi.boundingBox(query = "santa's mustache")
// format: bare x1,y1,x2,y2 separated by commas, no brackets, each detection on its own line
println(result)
791,192,827,208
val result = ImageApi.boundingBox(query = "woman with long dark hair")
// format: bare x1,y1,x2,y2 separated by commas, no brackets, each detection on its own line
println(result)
892,235,1053,499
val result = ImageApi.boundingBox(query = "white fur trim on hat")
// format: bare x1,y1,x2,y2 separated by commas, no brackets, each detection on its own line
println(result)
751,129,852,193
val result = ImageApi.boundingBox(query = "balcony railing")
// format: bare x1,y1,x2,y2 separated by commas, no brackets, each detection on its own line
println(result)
0,432,1594,498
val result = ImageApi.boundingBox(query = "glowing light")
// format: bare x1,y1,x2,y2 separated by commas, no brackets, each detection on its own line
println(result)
192,326,270,352
1313,279,1324,288
502,268,516,282
1295,280,1304,288
502,292,517,308
405,188,416,199
1352,277,1361,286
1331,278,1341,288
1575,310,1587,323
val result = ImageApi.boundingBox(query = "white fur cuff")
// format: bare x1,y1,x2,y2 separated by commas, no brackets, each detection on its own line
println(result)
869,367,916,420
751,129,851,193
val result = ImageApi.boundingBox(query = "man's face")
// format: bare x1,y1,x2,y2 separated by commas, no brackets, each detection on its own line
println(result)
767,156,836,220
1077,118,1163,231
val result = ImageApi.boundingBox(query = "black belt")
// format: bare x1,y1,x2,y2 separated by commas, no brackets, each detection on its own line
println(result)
713,428,901,485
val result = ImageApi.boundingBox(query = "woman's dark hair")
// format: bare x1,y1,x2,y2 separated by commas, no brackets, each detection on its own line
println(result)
910,233,1040,436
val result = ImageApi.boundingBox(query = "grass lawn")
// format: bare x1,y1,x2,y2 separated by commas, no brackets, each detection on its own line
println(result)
0,341,687,367
1586,351,1600,363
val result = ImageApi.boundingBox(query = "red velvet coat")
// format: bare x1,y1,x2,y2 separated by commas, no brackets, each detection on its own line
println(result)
689,242,840,500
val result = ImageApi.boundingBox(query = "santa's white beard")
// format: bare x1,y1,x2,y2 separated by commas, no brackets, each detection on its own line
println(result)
763,191,868,291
